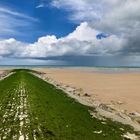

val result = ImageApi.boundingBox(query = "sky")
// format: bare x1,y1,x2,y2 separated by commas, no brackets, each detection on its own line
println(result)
0,0,140,66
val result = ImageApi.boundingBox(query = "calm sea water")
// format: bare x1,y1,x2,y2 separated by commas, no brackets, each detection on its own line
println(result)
0,65,140,73
0,65,140,69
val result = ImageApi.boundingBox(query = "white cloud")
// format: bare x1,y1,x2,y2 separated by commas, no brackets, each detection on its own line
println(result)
65,22,99,41
0,7,37,22
36,4,45,9
0,22,124,59
50,0,125,23
51,0,102,22
96,0,140,34
0,38,26,57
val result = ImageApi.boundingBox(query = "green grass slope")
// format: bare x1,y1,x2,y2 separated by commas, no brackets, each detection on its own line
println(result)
0,70,136,140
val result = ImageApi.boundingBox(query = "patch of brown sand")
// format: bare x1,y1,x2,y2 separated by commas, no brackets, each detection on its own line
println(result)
35,68,140,114
0,70,5,74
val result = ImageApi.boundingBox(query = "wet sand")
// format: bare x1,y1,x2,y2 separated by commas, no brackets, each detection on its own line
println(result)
35,67,140,114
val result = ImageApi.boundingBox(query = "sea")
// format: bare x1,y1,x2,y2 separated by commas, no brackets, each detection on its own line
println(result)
0,65,140,73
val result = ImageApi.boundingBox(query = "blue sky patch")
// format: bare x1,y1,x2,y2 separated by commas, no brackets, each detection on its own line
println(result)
0,0,78,42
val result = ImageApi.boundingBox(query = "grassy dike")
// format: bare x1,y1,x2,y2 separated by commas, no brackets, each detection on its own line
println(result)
0,69,137,139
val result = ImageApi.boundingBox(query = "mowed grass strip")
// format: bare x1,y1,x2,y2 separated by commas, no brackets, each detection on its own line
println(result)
0,70,136,140
0,73,22,139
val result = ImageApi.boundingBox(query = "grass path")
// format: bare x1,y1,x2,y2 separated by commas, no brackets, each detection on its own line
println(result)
0,70,138,140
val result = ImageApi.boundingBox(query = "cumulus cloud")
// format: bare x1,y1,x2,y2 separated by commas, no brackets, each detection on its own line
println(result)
0,22,124,59
0,38,26,57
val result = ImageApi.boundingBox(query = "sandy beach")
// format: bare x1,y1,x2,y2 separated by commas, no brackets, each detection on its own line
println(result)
0,70,5,74
35,67,140,114
0,69,13,80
